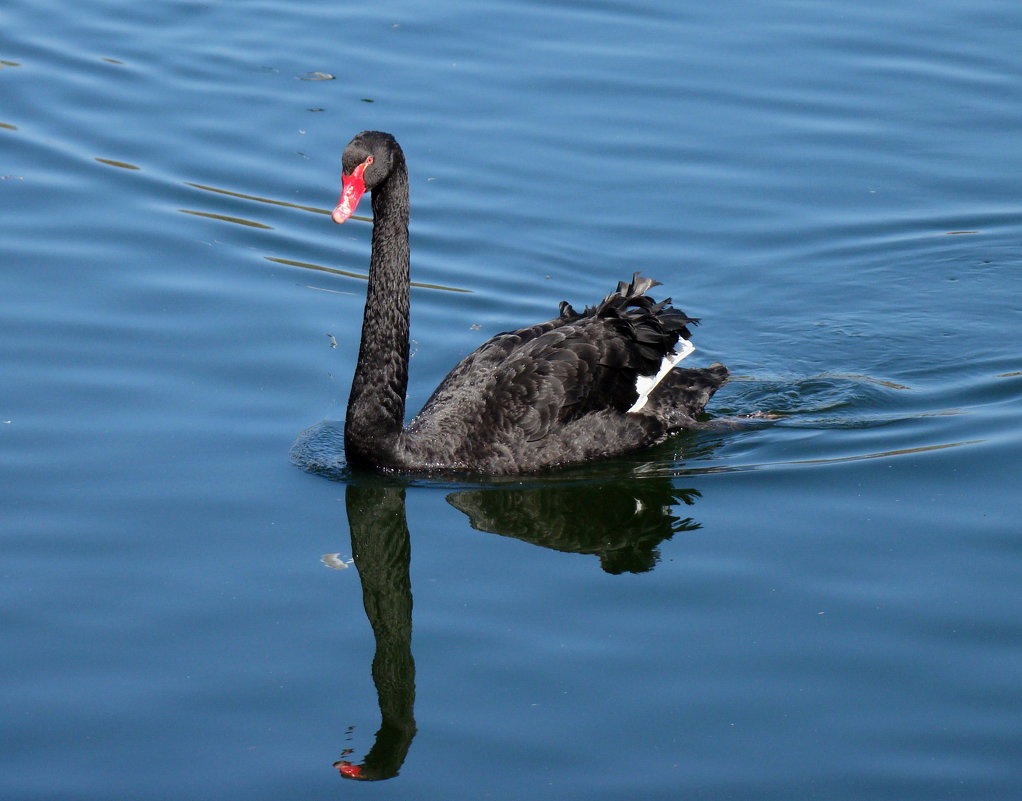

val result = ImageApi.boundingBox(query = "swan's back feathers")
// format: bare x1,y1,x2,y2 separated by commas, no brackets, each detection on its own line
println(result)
402,273,722,470
584,272,698,365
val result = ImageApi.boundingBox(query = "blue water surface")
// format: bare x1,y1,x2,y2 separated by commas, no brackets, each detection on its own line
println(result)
2,0,1021,799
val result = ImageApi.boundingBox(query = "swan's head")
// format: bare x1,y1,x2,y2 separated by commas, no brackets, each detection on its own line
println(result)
332,131,401,224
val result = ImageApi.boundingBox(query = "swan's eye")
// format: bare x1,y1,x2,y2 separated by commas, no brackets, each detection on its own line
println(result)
365,156,374,165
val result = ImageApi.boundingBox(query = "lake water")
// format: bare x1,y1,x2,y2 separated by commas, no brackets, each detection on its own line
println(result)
3,0,1021,798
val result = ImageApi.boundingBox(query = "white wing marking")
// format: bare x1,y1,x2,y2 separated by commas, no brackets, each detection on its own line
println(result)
626,337,694,413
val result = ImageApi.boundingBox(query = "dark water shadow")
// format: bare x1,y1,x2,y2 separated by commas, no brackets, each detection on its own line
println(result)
332,473,705,780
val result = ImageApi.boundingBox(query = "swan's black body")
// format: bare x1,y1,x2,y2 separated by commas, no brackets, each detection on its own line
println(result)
337,131,728,474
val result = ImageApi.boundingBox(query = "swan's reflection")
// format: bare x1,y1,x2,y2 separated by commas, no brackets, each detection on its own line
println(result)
333,476,703,780
333,485,415,781
449,482,700,574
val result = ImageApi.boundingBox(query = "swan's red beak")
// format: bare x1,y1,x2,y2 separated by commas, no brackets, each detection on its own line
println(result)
335,761,363,779
332,158,372,224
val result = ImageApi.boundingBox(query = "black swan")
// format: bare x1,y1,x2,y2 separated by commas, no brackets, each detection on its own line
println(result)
329,130,728,474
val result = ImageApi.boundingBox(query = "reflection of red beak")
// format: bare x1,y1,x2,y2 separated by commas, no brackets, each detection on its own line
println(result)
331,158,371,223
335,761,363,779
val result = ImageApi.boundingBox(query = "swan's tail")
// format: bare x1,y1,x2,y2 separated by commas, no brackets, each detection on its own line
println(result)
592,273,708,415
559,272,724,423
646,363,730,428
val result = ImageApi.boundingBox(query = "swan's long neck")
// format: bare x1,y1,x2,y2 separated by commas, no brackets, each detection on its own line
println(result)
345,153,410,466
